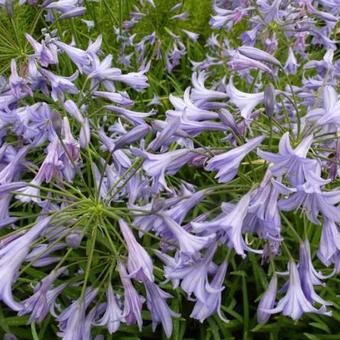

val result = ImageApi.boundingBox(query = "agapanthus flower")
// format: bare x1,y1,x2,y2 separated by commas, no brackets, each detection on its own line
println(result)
43,0,86,19
53,40,91,72
306,86,340,128
9,59,31,98
228,50,273,74
257,274,278,324
132,148,197,192
284,47,298,75
0,182,27,197
210,5,250,30
39,68,79,101
275,180,340,224
119,218,154,281
25,34,58,67
298,239,333,305
0,146,28,185
18,267,66,323
206,136,265,183
93,91,134,106
257,0,282,23
318,219,340,269
226,79,265,120
0,216,51,311
257,132,323,186
105,105,155,126
94,284,123,334
190,261,228,323
264,260,331,320
182,29,199,41
56,288,98,339
164,244,217,302
193,192,262,257
143,278,179,338
247,171,281,243
264,83,276,117
161,214,215,256
238,46,281,67
118,262,144,330
190,71,228,106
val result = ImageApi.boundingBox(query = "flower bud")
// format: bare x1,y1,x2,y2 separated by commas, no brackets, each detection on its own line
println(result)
264,83,276,117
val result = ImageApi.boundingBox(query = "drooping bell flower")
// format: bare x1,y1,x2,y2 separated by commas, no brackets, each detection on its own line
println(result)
93,90,134,106
60,117,80,181
263,260,332,320
275,180,340,224
18,267,66,323
228,50,273,74
119,218,154,281
132,148,197,192
105,105,155,126
9,59,31,98
0,216,51,311
238,46,281,67
161,214,215,256
256,274,278,324
39,68,79,102
210,5,250,30
56,288,98,340
317,219,340,268
190,261,228,323
16,139,63,202
53,40,91,73
43,0,86,19
164,244,217,302
306,86,340,128
190,71,227,106
298,239,332,306
94,284,123,334
143,278,180,338
0,146,28,185
118,262,144,330
257,132,323,186
25,34,58,67
257,0,282,23
264,83,276,117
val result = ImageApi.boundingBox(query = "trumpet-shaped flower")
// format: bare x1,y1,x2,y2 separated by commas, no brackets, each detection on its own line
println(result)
257,274,278,324
118,262,144,330
206,136,265,183
94,284,123,334
190,261,228,323
264,261,331,320
119,218,154,281
257,132,323,186
226,79,265,120
144,278,179,338
0,216,51,311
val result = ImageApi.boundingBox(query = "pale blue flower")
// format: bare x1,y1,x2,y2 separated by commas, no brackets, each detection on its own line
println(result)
190,261,228,323
206,136,265,183
119,218,154,281
257,274,278,324
144,279,179,338
94,284,123,334
264,260,331,320
0,216,51,311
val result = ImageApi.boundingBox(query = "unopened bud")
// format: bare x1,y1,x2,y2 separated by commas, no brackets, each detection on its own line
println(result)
264,83,276,117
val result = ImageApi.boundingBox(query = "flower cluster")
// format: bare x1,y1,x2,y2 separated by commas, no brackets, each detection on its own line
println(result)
0,0,339,339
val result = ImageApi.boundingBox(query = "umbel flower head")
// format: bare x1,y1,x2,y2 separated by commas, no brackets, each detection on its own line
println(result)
0,0,339,338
